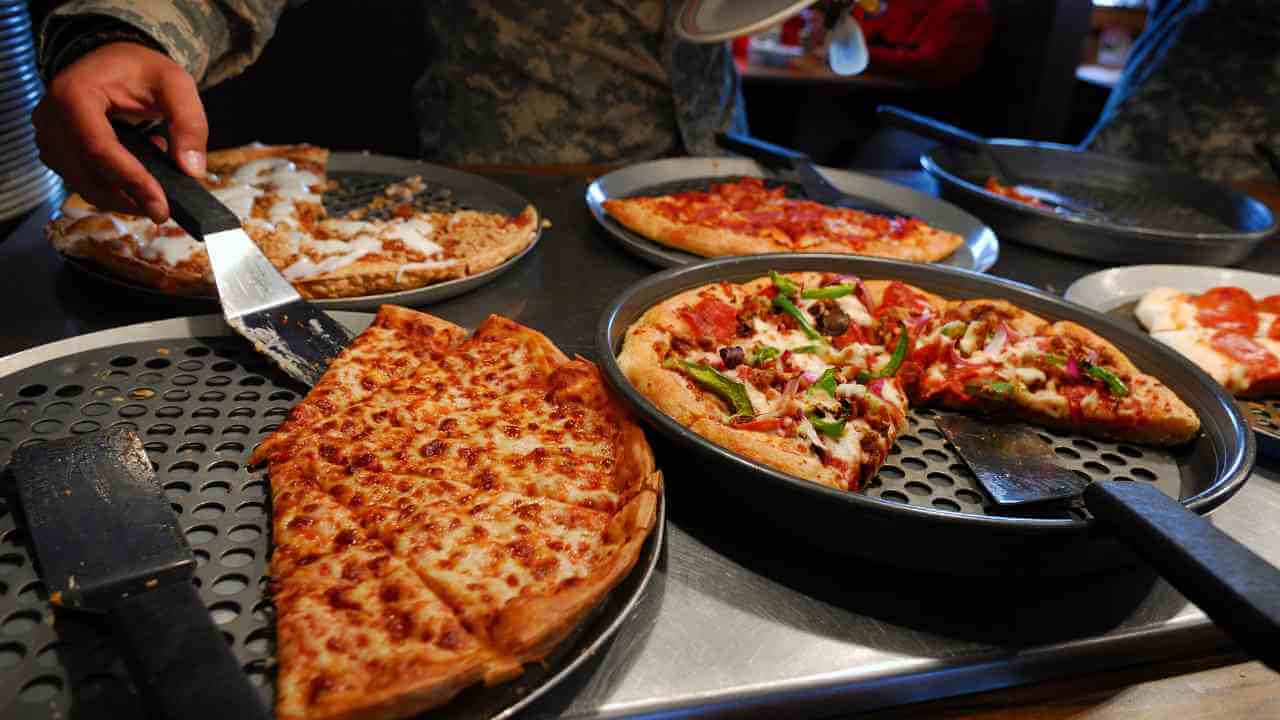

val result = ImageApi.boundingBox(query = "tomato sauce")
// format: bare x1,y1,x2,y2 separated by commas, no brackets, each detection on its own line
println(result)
1211,330,1280,378
1193,287,1259,334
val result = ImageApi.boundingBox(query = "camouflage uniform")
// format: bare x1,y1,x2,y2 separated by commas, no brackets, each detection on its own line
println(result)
1085,0,1280,182
38,0,747,164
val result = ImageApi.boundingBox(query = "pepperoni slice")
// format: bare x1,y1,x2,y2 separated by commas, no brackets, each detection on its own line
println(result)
1211,330,1280,381
832,323,867,349
1193,287,1258,334
878,281,931,315
680,298,739,345
1259,294,1280,314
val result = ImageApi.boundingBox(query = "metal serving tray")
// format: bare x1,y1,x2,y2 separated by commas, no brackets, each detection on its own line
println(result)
60,152,542,311
586,157,999,272
0,314,663,719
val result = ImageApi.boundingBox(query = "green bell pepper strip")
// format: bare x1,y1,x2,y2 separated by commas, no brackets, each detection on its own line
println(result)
1042,353,1067,366
965,380,1015,398
940,321,966,339
751,346,780,366
856,322,910,383
772,294,824,342
1085,364,1130,397
770,271,800,296
792,344,819,354
806,411,846,438
801,284,856,300
809,368,839,397
665,358,755,418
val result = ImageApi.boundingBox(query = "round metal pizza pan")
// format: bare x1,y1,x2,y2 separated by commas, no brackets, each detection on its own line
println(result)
674,0,818,42
1066,265,1280,462
586,157,999,272
0,312,665,719
596,253,1253,575
56,152,542,312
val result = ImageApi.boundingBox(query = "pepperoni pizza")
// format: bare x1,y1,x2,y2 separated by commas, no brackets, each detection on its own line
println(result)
1137,286,1280,397
602,177,964,262
252,306,661,720
620,272,1199,493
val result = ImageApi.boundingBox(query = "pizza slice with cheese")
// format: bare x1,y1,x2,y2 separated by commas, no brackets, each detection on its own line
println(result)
620,271,910,491
901,296,1200,445
254,306,661,720
270,470,497,720
1136,286,1280,396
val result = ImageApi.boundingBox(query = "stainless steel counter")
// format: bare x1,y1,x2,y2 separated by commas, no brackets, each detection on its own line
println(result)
4,171,1279,718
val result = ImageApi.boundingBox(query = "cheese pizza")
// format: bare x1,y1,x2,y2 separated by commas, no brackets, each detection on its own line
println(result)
252,306,661,720
46,145,538,299
619,272,1198,493
602,177,964,262
1136,286,1280,397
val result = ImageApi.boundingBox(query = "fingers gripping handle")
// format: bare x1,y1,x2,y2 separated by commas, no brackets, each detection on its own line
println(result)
111,121,241,239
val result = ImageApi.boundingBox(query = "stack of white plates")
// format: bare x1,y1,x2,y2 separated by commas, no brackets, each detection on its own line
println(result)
0,0,62,222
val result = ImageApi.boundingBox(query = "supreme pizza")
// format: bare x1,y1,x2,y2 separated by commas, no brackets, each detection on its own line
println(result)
1137,285,1280,397
619,272,1199,492
602,177,964,263
251,306,661,720
46,144,538,299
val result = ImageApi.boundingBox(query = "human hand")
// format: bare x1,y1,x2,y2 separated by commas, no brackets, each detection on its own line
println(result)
34,42,208,223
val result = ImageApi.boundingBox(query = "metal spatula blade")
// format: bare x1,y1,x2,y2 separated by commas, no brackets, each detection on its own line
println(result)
934,414,1087,506
113,122,351,387
5,428,271,719
7,428,191,610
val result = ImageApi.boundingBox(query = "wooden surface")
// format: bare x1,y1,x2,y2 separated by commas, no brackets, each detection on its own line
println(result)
457,163,1280,719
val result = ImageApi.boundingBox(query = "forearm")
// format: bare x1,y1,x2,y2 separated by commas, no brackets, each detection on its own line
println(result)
38,0,288,85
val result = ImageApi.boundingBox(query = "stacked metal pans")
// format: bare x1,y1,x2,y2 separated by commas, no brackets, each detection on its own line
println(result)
0,0,61,222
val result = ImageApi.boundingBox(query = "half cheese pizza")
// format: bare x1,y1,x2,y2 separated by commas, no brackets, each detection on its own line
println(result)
619,272,1198,492
251,306,661,720
1137,286,1280,397
46,145,538,299
602,177,964,262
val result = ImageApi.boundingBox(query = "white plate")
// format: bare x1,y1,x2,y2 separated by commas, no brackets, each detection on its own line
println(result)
1064,265,1280,313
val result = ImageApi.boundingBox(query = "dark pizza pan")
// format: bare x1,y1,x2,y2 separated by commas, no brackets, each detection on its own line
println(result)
0,313,664,719
59,152,542,312
586,157,999,272
596,254,1254,576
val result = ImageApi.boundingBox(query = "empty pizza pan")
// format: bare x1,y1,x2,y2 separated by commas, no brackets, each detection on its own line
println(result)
597,254,1254,576
59,152,542,312
880,107,1276,266
0,313,663,720
586,157,999,272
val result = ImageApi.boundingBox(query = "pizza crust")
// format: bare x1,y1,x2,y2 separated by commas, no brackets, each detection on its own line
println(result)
604,192,964,263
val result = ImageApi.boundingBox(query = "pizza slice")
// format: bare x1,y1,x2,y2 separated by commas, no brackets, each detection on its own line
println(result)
270,470,498,720
904,295,1200,445
603,177,964,263
1136,286,1280,396
619,271,909,491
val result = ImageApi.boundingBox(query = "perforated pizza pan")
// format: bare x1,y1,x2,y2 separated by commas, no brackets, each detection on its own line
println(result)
585,157,999,272
0,313,664,719
597,254,1254,575
59,151,542,312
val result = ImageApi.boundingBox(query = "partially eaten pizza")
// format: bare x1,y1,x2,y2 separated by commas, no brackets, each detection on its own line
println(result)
619,272,1199,492
603,177,964,263
251,306,661,720
1137,285,1280,397
46,145,538,299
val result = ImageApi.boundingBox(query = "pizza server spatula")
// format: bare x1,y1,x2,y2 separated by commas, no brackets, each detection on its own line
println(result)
112,121,351,387
3,428,271,719
934,414,1280,670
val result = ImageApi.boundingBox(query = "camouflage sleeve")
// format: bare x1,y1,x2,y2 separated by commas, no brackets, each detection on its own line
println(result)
39,0,290,86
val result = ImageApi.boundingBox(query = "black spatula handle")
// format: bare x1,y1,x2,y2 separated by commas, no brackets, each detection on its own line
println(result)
716,131,810,169
875,105,987,152
112,581,271,720
1084,480,1280,670
111,121,241,239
